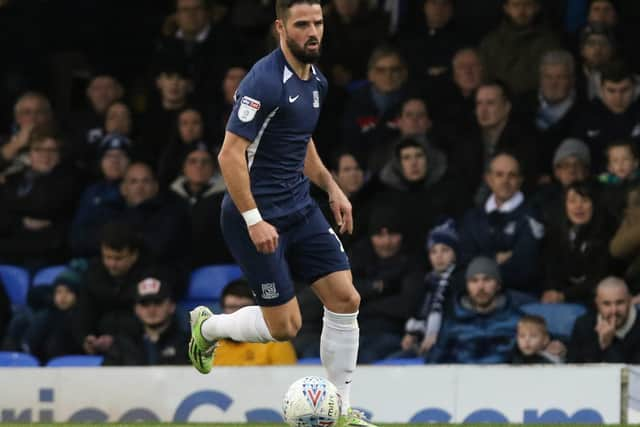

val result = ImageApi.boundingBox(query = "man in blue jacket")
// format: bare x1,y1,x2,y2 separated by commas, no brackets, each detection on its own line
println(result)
427,256,521,364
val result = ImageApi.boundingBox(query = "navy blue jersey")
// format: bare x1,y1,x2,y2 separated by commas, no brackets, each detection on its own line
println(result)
226,48,328,219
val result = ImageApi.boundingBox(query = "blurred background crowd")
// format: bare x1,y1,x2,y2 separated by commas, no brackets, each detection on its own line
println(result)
1,0,640,367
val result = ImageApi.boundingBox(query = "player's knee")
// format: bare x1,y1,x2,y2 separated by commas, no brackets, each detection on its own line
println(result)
269,317,302,341
345,290,360,312
327,289,360,314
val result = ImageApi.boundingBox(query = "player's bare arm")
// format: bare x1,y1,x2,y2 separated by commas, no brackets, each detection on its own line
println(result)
218,130,279,253
304,138,353,234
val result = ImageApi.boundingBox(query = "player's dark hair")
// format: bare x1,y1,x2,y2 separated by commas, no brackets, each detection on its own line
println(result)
606,139,639,160
275,0,321,20
100,221,144,252
221,278,254,305
601,61,634,85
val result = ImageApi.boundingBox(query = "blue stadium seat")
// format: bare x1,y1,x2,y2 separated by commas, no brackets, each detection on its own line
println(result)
373,357,425,366
46,355,104,367
0,265,30,306
297,357,321,365
188,264,244,301
520,303,587,339
0,351,39,367
32,265,66,287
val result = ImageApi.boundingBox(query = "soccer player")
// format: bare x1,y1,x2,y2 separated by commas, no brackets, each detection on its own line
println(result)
188,1,376,425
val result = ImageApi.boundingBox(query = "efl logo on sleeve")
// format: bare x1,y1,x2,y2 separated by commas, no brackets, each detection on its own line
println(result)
238,96,261,122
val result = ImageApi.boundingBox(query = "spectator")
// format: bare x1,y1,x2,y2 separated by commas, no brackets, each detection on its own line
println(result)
427,256,521,364
169,143,231,266
25,266,85,363
397,0,464,86
518,50,583,175
73,222,156,356
342,44,410,161
479,0,561,95
610,185,640,301
598,140,640,220
577,23,617,101
533,138,591,227
214,279,297,366
511,315,563,364
207,65,247,147
0,92,55,175
568,276,640,362
66,75,124,166
103,275,189,366
0,132,77,269
398,219,462,358
459,152,544,295
157,106,213,187
70,162,191,278
573,61,640,172
320,0,390,89
71,133,132,250
542,181,613,305
139,62,193,166
368,97,446,174
374,138,462,252
152,0,240,100
451,81,538,202
350,207,424,363
430,47,485,130
319,150,368,252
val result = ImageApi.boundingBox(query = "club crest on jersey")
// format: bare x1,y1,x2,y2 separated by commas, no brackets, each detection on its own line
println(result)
238,96,261,122
313,90,320,108
261,282,279,300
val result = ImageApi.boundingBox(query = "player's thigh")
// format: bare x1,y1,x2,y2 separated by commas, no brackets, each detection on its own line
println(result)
220,196,296,307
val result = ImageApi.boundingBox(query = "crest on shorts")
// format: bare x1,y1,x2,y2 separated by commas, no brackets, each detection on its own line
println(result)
238,96,261,122
261,282,279,300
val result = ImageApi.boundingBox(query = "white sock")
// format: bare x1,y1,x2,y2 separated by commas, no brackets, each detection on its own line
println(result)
320,307,359,411
201,305,275,343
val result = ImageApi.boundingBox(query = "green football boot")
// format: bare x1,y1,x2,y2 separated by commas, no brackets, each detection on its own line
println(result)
188,305,217,374
338,408,378,427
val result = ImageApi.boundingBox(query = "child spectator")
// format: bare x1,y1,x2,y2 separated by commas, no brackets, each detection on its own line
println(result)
400,219,461,357
599,140,640,183
511,314,563,364
25,264,86,363
599,140,640,219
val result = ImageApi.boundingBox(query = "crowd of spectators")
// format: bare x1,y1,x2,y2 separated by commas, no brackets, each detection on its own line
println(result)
2,0,640,365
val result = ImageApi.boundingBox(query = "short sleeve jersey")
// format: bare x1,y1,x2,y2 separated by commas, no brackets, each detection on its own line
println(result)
226,48,328,219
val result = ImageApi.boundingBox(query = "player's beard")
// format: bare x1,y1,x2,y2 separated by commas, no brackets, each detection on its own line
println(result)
286,35,321,64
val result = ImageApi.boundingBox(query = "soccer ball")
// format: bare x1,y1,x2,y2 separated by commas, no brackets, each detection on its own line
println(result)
282,375,342,427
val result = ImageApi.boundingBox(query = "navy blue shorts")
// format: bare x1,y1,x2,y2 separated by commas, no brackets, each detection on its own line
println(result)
220,195,350,306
